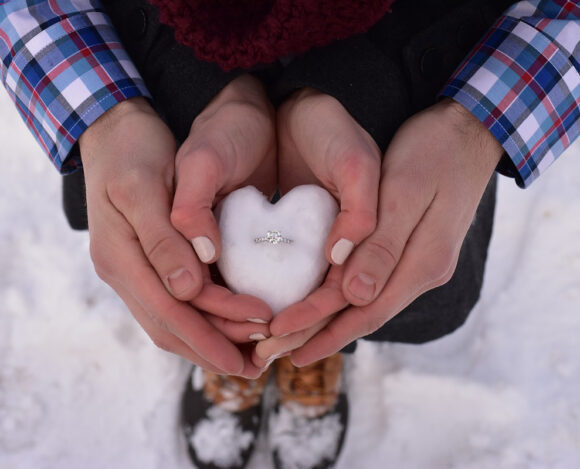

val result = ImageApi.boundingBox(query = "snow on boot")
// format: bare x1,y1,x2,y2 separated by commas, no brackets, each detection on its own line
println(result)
181,367,269,469
269,353,348,469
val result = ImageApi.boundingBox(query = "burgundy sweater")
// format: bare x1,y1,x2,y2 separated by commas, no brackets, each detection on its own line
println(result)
149,0,396,71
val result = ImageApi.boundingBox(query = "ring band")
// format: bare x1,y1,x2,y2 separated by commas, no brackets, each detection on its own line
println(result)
254,230,293,245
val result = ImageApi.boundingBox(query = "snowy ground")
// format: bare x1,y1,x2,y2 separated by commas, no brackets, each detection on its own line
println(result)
1,87,580,469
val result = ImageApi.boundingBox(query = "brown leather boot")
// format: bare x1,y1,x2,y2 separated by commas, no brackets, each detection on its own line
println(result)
269,353,348,469
181,367,270,469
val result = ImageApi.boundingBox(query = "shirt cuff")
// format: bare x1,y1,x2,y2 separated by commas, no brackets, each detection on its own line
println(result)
3,10,150,174
440,16,580,188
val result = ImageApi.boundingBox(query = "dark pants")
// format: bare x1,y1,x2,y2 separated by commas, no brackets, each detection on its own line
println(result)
64,0,513,347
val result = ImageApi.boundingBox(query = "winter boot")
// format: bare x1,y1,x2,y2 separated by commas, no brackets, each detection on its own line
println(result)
181,366,270,469
269,353,348,469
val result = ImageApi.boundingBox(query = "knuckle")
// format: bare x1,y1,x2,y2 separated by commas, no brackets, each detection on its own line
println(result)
151,335,173,353
107,170,142,210
89,241,115,281
170,206,191,232
356,210,377,238
149,311,170,332
144,233,178,264
424,246,457,286
364,237,400,268
340,152,378,182
364,312,385,335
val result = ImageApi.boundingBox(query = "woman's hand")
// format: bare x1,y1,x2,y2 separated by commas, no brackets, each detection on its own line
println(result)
171,74,278,354
252,88,382,366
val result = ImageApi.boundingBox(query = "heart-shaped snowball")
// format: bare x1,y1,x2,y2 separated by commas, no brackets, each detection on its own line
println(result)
216,185,339,314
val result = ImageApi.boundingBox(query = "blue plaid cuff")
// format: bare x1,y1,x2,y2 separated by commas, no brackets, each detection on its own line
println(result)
1,1,150,173
441,2,580,188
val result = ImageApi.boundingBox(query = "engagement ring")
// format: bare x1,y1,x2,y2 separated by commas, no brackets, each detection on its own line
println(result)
254,230,293,245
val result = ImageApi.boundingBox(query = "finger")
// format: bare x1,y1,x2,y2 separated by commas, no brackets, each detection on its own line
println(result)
341,171,434,306
204,315,271,344
279,91,382,266
269,265,347,337
191,277,273,324
251,348,290,372
277,100,319,194
171,146,223,264
326,149,381,266
108,178,203,302
289,308,362,367
239,343,271,379
292,196,462,366
254,316,332,365
111,281,225,373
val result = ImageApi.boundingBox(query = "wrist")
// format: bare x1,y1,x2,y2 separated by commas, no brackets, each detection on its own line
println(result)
79,97,153,149
439,98,504,168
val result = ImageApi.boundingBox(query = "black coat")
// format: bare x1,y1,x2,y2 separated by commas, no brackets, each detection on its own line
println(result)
64,0,517,346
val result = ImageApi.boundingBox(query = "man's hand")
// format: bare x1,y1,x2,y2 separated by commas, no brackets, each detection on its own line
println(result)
261,98,504,366
80,75,276,377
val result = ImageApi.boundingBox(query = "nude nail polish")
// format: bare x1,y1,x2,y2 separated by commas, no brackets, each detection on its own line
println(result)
247,318,268,324
191,236,215,263
249,333,267,341
330,238,354,265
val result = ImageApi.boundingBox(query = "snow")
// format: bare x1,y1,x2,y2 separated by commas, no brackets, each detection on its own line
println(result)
269,405,343,469
2,86,580,469
216,185,338,314
189,406,254,467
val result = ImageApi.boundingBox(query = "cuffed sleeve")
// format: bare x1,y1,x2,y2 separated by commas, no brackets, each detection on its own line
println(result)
0,1,150,173
441,1,580,188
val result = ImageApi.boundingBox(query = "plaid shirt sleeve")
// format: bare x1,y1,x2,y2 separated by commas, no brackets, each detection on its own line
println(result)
440,0,580,188
0,0,150,174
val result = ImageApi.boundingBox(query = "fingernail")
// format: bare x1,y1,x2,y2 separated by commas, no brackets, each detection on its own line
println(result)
249,333,267,341
261,357,275,371
348,273,376,302
192,236,215,263
264,352,283,363
248,318,268,324
330,238,354,265
167,268,193,296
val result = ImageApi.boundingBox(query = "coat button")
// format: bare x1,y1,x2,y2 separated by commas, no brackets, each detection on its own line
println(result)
125,7,148,40
420,48,443,79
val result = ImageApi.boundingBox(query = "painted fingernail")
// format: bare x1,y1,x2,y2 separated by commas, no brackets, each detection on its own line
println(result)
247,318,268,324
262,357,276,371
348,273,376,302
330,238,354,265
249,333,267,341
264,352,283,363
192,236,216,263
167,268,193,296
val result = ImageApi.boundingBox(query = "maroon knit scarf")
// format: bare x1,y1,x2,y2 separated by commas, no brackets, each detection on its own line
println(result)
149,0,396,71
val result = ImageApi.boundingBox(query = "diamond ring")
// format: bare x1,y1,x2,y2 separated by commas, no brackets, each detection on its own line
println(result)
254,230,293,245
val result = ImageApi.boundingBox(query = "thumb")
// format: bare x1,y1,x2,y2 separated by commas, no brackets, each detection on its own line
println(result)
171,145,224,264
325,143,381,267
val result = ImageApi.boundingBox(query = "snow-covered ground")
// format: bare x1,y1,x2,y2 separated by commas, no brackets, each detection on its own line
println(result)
1,87,580,469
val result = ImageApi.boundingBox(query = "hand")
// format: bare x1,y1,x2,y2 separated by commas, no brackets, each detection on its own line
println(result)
171,74,278,353
268,98,504,366
276,88,381,264
80,84,273,377
252,88,382,366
